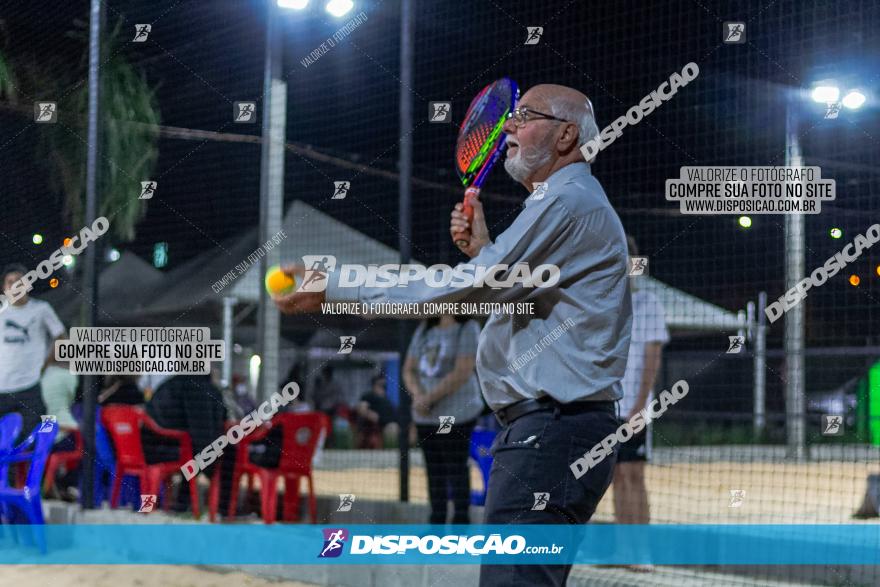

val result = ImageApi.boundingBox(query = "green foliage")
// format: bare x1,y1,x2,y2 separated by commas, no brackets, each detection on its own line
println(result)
38,18,160,242
0,52,16,102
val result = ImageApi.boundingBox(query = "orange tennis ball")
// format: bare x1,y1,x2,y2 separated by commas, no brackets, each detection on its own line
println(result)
265,265,296,296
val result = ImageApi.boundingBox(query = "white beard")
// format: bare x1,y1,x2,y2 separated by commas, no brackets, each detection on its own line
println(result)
504,142,552,183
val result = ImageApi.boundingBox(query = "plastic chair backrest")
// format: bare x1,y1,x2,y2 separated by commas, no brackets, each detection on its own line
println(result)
276,413,329,475
100,406,147,468
23,420,59,489
0,413,23,452
470,428,496,463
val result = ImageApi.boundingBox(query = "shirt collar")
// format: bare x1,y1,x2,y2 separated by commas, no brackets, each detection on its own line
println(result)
525,162,592,203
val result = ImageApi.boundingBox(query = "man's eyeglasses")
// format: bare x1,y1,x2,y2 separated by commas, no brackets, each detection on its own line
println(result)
507,106,570,128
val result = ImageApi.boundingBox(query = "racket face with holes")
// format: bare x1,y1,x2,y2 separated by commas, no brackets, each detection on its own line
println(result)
455,78,519,188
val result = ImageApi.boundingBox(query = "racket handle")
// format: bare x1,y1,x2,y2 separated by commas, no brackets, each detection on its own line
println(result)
453,187,479,248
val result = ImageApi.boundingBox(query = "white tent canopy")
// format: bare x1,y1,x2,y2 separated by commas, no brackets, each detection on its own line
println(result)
227,199,421,304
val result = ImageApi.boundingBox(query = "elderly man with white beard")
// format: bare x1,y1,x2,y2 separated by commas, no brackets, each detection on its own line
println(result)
274,84,632,586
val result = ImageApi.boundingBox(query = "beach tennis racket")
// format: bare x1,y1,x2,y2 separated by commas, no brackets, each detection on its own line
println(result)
453,77,519,247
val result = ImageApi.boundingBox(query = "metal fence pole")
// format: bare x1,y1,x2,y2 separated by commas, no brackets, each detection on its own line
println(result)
784,105,806,460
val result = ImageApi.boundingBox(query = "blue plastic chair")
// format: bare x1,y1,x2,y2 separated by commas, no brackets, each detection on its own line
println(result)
469,428,497,506
0,413,23,489
69,406,139,510
0,419,58,552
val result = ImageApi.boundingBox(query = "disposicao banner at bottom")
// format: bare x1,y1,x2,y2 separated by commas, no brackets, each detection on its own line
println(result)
1,525,879,565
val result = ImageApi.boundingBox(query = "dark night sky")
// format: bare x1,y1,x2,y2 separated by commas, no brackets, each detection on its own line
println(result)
2,0,879,353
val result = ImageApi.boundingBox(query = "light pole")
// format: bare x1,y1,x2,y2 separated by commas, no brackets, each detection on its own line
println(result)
782,81,867,459
257,1,355,402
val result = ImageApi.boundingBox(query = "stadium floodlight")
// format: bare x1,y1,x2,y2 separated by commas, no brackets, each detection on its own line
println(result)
842,90,866,110
811,85,840,104
325,0,354,17
278,0,309,9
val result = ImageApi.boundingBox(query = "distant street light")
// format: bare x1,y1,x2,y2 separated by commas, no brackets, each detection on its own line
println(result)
811,85,839,103
326,0,354,17
842,90,866,110
278,0,309,9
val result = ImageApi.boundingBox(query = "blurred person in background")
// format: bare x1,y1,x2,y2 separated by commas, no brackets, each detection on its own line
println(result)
41,353,80,499
0,263,66,441
143,373,227,512
355,373,398,449
313,364,345,417
612,235,669,573
404,314,483,524
98,375,144,405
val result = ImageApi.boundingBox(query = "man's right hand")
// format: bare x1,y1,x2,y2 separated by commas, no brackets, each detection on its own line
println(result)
450,191,490,258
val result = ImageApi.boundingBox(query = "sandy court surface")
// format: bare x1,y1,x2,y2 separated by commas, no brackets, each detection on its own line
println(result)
314,461,874,524
0,566,317,587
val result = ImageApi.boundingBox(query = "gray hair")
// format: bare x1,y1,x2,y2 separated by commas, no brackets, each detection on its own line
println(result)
548,96,599,148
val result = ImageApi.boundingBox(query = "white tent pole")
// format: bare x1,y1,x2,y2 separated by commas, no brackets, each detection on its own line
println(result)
754,292,768,438
222,296,237,390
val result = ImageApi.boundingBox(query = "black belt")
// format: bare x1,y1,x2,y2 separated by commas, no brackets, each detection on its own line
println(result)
494,396,615,427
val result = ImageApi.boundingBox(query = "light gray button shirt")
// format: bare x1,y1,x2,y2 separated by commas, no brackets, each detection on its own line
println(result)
326,162,632,411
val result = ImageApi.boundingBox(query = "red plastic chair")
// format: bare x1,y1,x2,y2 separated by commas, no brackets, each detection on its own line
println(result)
42,428,83,495
227,413,328,524
100,406,201,518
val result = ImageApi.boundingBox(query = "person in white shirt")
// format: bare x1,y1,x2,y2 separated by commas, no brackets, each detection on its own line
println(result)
0,263,67,440
613,237,669,558
40,356,79,447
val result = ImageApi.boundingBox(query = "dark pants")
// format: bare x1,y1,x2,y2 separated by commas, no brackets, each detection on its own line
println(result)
416,419,477,525
478,404,619,587
0,383,47,443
